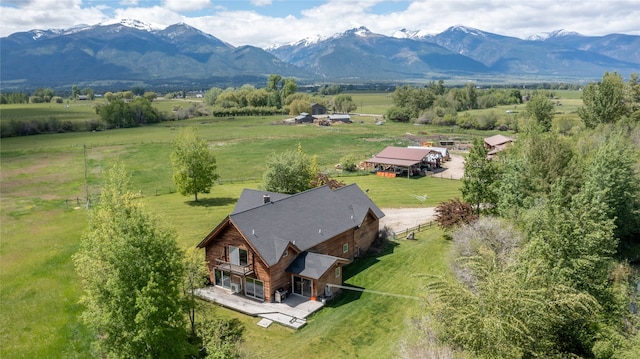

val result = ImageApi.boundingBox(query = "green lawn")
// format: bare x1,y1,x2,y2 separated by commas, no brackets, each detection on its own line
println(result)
196,226,450,359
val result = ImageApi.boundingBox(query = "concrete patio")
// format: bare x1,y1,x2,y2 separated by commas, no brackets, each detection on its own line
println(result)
195,286,324,329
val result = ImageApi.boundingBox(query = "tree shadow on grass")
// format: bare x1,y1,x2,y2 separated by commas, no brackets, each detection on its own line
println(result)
186,197,237,207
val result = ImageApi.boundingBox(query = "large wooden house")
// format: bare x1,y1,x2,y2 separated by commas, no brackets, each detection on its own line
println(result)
197,184,384,303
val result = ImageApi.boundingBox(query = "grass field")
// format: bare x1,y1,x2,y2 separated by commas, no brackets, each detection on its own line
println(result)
0,90,580,358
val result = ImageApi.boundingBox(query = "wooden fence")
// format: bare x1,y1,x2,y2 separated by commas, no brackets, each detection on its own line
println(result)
393,220,436,240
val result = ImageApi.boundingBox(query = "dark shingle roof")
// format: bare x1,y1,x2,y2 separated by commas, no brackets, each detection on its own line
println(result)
286,252,345,279
229,184,384,267
232,189,290,214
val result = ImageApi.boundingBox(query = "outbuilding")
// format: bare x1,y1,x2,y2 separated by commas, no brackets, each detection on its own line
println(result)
365,146,437,178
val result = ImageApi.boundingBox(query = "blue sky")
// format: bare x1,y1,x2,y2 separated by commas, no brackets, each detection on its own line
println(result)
2,1,639,48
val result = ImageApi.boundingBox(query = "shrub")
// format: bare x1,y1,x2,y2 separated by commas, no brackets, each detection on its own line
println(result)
435,198,478,230
386,106,411,122
340,154,360,172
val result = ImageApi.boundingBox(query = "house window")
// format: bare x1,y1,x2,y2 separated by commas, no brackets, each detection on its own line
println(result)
343,243,348,253
214,270,231,289
245,277,264,301
230,246,248,266
335,266,341,278
292,276,313,297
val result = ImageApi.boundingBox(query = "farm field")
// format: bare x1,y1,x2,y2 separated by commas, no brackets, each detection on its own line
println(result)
0,91,580,358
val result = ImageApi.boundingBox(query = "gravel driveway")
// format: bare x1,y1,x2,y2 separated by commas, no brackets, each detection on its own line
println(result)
379,207,437,233
378,153,465,232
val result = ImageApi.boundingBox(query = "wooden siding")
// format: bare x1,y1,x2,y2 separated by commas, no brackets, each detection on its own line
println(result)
264,246,300,302
204,224,274,298
308,229,355,260
354,212,379,256
315,263,343,299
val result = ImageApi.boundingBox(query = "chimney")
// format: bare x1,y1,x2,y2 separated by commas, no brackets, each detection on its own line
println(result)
263,194,271,204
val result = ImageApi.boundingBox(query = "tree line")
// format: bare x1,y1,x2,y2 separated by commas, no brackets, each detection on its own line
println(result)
386,72,640,133
203,74,357,116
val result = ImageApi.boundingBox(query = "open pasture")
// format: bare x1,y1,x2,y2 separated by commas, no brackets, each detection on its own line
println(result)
0,101,100,124
1,105,461,358
1,89,583,358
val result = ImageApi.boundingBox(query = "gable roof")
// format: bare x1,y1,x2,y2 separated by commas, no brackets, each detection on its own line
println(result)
484,134,514,147
286,252,348,280
199,184,384,267
366,146,433,167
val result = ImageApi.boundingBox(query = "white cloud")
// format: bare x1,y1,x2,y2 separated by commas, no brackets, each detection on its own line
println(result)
0,0,107,34
250,0,272,6
162,0,211,13
1,0,639,47
119,0,138,6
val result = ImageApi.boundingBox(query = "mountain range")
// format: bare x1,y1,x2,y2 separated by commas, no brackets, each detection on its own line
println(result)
1,20,639,92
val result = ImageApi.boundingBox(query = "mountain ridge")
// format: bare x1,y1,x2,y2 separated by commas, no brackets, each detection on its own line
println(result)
2,20,639,91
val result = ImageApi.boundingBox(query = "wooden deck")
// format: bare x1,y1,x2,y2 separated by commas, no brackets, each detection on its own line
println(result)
195,286,324,329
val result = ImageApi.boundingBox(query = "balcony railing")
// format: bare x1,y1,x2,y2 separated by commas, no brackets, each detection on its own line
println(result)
215,258,254,276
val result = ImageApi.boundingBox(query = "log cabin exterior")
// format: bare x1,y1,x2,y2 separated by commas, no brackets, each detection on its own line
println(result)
197,184,384,303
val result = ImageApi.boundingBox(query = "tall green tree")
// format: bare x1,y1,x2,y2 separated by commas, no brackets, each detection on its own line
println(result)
183,247,209,337
579,72,627,128
204,87,223,106
263,144,315,194
281,78,298,100
266,74,282,92
73,163,188,358
461,138,498,214
71,84,81,99
170,127,219,202
580,128,640,244
82,87,95,100
526,91,554,131
330,94,357,113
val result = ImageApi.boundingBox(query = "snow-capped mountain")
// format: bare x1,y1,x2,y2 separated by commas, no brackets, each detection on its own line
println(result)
1,20,639,91
527,29,582,41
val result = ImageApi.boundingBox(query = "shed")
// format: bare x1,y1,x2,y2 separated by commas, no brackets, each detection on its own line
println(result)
365,146,435,178
295,113,316,124
310,103,326,115
328,114,351,123
484,134,514,159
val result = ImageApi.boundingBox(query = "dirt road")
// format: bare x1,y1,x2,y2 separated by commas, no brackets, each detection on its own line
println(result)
379,207,437,232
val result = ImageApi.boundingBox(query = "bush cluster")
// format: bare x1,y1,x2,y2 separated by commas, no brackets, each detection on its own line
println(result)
0,117,104,137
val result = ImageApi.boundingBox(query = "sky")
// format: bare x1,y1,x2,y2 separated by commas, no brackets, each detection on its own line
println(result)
1,0,639,48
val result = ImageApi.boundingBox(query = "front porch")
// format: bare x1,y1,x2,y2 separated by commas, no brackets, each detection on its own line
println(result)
195,286,324,329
